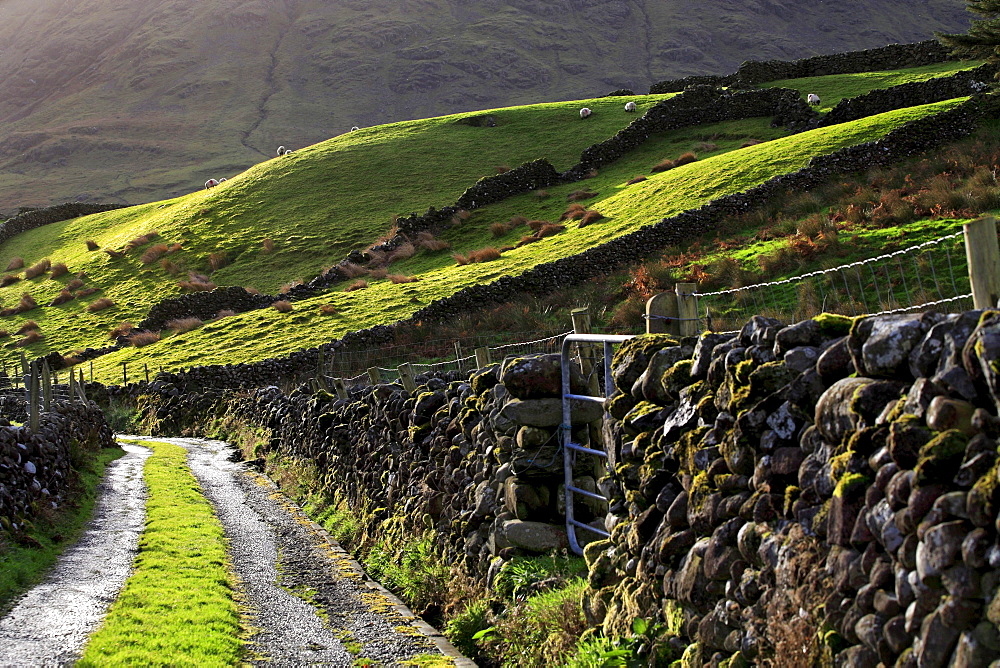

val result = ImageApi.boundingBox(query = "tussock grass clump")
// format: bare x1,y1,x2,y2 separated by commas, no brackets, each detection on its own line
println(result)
244,286,261,295
450,209,472,226
85,240,100,251
651,158,675,173
78,440,240,666
490,222,508,238
560,204,587,221
742,138,764,147
338,262,368,278
344,280,368,292
388,274,420,284
0,330,9,338
212,310,236,321
457,247,503,265
17,293,36,313
5,257,23,271
104,249,125,259
24,259,51,279
415,231,451,252
626,176,647,185
272,300,294,311
16,320,39,334
208,252,229,272
533,190,551,199
77,287,99,298
66,278,85,291
318,304,338,315
16,331,43,347
50,262,69,278
389,242,416,263
48,289,75,306
535,224,565,239
86,297,115,312
127,331,161,347
0,275,20,287
125,231,159,250
160,259,180,275
694,141,718,152
495,164,512,174
566,190,597,202
578,210,604,228
140,244,170,265
262,238,275,253
109,322,135,339
369,268,388,280
177,272,216,292
165,317,202,334
674,151,698,167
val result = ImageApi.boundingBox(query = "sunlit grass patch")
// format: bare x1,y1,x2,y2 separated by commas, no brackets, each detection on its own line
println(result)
78,439,240,666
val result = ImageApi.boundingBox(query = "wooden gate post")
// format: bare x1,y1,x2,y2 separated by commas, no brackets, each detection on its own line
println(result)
475,347,491,369
646,292,681,335
676,282,700,337
571,307,601,396
367,367,381,385
41,361,52,412
397,363,416,392
965,216,1000,309
29,362,39,432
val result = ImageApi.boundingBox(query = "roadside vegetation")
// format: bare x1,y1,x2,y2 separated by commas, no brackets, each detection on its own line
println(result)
78,440,240,666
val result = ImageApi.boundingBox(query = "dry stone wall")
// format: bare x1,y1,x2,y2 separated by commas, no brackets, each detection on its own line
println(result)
0,401,116,534
587,309,1000,666
0,203,123,246
649,40,958,94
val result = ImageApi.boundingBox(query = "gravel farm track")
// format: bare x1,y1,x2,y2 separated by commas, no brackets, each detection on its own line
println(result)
0,436,473,667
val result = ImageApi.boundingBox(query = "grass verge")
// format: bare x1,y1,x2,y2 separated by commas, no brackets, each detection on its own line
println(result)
0,446,125,613
78,439,241,666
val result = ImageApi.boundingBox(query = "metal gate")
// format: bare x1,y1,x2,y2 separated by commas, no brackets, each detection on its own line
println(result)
560,333,634,555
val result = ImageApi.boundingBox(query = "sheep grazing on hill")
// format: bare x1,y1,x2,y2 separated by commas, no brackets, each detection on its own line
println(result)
218,177,227,183
579,107,592,119
624,101,637,112
351,126,360,132
283,149,293,155
205,178,220,189
807,93,821,106
277,145,286,156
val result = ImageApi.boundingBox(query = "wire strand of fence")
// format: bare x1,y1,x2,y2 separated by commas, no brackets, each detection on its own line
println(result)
687,229,972,333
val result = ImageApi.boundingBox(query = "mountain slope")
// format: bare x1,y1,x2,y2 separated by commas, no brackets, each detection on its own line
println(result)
0,0,971,209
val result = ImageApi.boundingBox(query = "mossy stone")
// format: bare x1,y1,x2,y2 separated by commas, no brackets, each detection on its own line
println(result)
915,429,969,485
611,334,680,393
813,312,854,337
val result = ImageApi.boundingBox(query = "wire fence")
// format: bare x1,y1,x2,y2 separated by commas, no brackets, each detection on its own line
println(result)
690,230,974,333
337,330,574,388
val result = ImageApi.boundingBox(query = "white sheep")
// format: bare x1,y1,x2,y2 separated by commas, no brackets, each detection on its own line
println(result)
579,107,592,119
624,101,637,112
351,126,360,132
205,178,220,189
807,93,821,106
276,145,286,156
219,177,227,183
283,149,293,155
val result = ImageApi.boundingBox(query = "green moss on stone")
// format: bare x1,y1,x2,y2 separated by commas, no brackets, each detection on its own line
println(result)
812,313,854,337
833,472,868,499
661,359,694,394
915,428,969,484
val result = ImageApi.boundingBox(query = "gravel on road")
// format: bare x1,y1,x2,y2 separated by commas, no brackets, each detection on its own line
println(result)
0,443,151,667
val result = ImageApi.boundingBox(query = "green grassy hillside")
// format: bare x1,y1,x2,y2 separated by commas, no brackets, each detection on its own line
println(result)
0,99,974,381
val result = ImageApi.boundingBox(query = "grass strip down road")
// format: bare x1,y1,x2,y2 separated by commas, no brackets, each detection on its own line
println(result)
78,439,240,666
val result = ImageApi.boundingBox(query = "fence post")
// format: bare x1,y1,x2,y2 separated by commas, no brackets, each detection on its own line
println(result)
41,361,52,412
78,370,88,402
367,367,381,384
965,216,1000,309
90,361,94,383
675,282,699,337
144,363,150,384
332,378,348,400
68,372,76,404
475,347,492,369
29,362,39,432
572,307,601,396
397,363,416,393
647,292,680,335
454,341,464,373
123,362,128,386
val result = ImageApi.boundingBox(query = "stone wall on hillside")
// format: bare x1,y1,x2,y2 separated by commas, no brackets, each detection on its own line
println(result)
118,306,1000,666
0,203,123,247
649,40,958,94
0,400,116,533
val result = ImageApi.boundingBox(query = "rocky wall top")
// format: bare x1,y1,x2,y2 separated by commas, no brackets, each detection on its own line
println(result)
0,203,123,247
650,40,958,94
